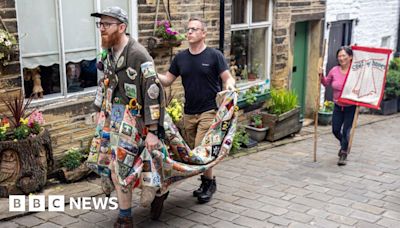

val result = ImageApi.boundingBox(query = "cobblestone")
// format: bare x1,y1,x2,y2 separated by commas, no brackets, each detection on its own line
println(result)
5,114,400,228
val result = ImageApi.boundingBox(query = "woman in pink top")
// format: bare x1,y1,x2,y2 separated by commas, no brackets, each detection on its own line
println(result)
320,46,356,166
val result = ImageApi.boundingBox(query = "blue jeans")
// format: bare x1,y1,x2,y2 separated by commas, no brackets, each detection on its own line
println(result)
332,104,356,151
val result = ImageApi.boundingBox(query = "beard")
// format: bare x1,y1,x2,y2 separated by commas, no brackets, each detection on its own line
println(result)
101,30,120,49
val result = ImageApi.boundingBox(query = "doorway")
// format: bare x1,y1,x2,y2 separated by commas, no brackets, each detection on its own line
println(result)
292,21,308,117
325,20,353,100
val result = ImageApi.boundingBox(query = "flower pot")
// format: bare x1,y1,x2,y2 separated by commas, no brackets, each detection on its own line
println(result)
261,107,302,142
244,125,268,142
318,111,333,125
0,128,53,197
379,98,398,115
147,37,182,50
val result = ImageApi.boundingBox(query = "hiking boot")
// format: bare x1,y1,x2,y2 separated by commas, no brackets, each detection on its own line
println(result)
337,150,347,166
193,175,208,197
197,176,216,204
150,191,169,220
114,216,133,228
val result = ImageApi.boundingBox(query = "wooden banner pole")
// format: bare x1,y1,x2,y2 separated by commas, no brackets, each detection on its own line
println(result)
347,106,360,154
313,39,327,162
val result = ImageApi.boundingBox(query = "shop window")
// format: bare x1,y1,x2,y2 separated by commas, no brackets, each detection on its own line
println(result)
230,0,272,85
16,0,132,100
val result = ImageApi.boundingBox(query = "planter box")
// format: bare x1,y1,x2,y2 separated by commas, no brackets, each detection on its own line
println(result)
244,125,269,142
378,98,398,115
0,128,53,197
237,93,269,111
318,111,333,125
261,107,302,142
398,97,400,112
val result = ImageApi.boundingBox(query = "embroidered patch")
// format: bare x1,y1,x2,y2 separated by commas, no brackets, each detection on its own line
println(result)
124,83,137,99
211,145,220,157
141,61,157,78
117,56,124,68
126,67,137,80
149,104,160,120
120,121,133,137
147,84,160,100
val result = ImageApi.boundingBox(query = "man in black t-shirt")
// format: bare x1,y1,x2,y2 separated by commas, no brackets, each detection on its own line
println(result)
158,18,235,204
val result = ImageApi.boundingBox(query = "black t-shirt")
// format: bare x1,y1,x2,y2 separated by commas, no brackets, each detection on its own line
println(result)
169,47,229,114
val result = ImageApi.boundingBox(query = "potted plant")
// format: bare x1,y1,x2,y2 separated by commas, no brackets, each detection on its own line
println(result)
248,62,260,81
378,68,400,115
244,112,269,142
237,85,269,112
0,91,53,197
147,20,186,51
388,57,400,112
231,126,252,153
0,28,17,66
261,89,302,141
318,100,334,125
57,147,91,183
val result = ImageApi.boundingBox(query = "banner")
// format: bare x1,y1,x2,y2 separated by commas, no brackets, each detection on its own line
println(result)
338,46,392,109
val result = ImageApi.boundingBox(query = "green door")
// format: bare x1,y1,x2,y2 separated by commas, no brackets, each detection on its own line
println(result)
292,22,308,117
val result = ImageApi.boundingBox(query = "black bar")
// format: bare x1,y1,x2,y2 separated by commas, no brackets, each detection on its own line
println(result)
219,0,225,53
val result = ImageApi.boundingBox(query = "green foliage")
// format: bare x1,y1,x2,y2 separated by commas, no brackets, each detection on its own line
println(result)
14,124,30,140
31,122,41,135
231,127,249,153
385,66,400,99
389,57,400,71
250,113,263,128
0,29,17,63
244,86,260,105
267,89,298,115
319,100,334,113
61,148,85,171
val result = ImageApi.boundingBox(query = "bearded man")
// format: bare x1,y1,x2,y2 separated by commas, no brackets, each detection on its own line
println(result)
90,7,166,227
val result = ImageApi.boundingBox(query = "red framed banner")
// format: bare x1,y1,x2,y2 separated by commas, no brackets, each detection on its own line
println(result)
338,46,392,109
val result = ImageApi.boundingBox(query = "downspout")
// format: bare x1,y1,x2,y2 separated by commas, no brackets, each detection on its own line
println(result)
219,0,225,53
396,6,400,57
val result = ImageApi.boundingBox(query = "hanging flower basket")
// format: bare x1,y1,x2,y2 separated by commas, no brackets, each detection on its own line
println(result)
148,20,185,52
147,37,182,50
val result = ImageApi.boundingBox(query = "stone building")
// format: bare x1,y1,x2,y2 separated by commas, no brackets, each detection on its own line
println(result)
0,0,327,165
323,0,400,101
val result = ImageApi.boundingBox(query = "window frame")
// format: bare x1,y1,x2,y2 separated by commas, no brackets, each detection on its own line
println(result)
16,0,139,107
231,0,273,88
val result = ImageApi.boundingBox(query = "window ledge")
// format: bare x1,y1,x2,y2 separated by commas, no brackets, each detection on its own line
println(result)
29,89,96,111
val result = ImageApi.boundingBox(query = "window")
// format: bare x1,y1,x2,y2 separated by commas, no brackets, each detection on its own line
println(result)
16,0,136,100
230,0,272,85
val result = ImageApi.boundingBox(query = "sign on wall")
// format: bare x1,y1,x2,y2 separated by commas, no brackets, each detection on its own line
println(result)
338,46,392,109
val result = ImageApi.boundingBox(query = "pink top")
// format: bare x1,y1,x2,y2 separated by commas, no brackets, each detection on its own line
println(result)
321,66,349,106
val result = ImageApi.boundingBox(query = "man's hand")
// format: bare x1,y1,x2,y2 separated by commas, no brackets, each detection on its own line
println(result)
226,82,236,91
145,132,159,152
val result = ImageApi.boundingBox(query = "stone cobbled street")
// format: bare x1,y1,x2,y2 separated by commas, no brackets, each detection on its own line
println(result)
2,115,400,227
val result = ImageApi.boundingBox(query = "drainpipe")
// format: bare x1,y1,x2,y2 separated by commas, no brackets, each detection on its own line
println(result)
219,0,225,53
396,8,400,57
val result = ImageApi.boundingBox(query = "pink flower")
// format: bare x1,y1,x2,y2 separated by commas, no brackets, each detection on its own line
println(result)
28,110,44,127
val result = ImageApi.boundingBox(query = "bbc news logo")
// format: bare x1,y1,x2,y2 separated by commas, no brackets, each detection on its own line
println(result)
9,195,118,212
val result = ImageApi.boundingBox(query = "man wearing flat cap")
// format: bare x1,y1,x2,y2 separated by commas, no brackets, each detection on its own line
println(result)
89,6,166,227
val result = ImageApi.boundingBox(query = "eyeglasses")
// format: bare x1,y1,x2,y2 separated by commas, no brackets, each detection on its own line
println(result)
186,27,203,33
95,22,121,29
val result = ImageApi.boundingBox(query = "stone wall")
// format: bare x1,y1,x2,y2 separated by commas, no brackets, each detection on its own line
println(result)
325,0,399,53
0,0,232,167
0,0,20,99
271,0,326,117
138,0,232,100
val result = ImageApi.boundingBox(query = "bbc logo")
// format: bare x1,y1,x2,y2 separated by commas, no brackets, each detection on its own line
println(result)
9,195,118,212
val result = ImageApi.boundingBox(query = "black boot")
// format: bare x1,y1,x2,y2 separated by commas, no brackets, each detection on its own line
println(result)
337,150,347,166
193,175,207,197
197,176,216,204
150,191,169,220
